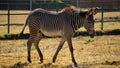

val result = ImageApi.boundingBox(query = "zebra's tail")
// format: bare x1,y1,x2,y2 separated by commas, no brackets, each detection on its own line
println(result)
19,19,28,39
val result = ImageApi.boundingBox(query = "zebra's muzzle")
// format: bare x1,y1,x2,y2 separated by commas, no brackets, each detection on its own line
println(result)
89,30,95,38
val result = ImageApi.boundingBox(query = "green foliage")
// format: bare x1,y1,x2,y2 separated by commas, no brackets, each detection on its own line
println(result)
0,29,120,40
85,38,94,44
0,33,30,40
51,0,62,3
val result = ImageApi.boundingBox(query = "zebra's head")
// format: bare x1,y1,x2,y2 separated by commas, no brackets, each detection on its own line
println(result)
81,8,99,38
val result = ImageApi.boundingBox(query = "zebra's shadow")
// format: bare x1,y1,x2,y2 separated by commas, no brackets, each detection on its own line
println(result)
40,62,81,68
11,62,27,68
11,62,81,68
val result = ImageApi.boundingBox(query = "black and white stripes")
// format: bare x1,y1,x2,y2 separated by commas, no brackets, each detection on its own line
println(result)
19,6,98,67
26,8,92,37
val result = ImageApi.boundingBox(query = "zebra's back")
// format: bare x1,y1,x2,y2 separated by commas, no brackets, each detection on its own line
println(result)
27,8,71,37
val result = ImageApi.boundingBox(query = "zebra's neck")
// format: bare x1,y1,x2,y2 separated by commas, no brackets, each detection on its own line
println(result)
69,14,84,31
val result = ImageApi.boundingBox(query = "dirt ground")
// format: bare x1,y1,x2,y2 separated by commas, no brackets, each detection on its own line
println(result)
0,35,120,68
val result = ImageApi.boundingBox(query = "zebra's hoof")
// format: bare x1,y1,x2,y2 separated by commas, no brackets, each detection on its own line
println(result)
74,63,78,67
28,59,32,63
40,59,43,63
27,57,32,63
52,57,56,63
52,60,56,63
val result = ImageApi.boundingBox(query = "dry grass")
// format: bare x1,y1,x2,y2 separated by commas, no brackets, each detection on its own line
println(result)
0,26,29,34
94,12,120,20
0,35,120,68
78,22,120,32
0,10,30,24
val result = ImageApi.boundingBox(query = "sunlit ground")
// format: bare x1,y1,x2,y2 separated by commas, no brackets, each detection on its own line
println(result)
0,35,120,68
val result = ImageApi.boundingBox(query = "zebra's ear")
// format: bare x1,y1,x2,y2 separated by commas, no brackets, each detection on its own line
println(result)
93,7,99,15
87,8,99,15
87,9,93,15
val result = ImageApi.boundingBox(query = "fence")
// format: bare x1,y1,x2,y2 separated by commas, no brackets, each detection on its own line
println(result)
0,0,120,34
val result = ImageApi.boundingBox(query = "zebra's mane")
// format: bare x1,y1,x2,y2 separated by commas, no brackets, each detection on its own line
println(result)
59,6,88,17
79,11,88,17
32,8,58,15
32,6,88,16
59,5,77,13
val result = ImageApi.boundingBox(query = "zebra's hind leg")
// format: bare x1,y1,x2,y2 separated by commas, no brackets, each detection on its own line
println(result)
27,40,32,63
33,33,43,63
34,41,43,63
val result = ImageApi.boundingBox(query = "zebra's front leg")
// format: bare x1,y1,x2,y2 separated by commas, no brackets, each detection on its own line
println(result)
67,37,78,67
53,38,66,63
27,40,32,63
34,41,43,63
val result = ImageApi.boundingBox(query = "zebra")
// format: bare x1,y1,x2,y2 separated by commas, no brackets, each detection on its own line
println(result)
19,6,99,67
